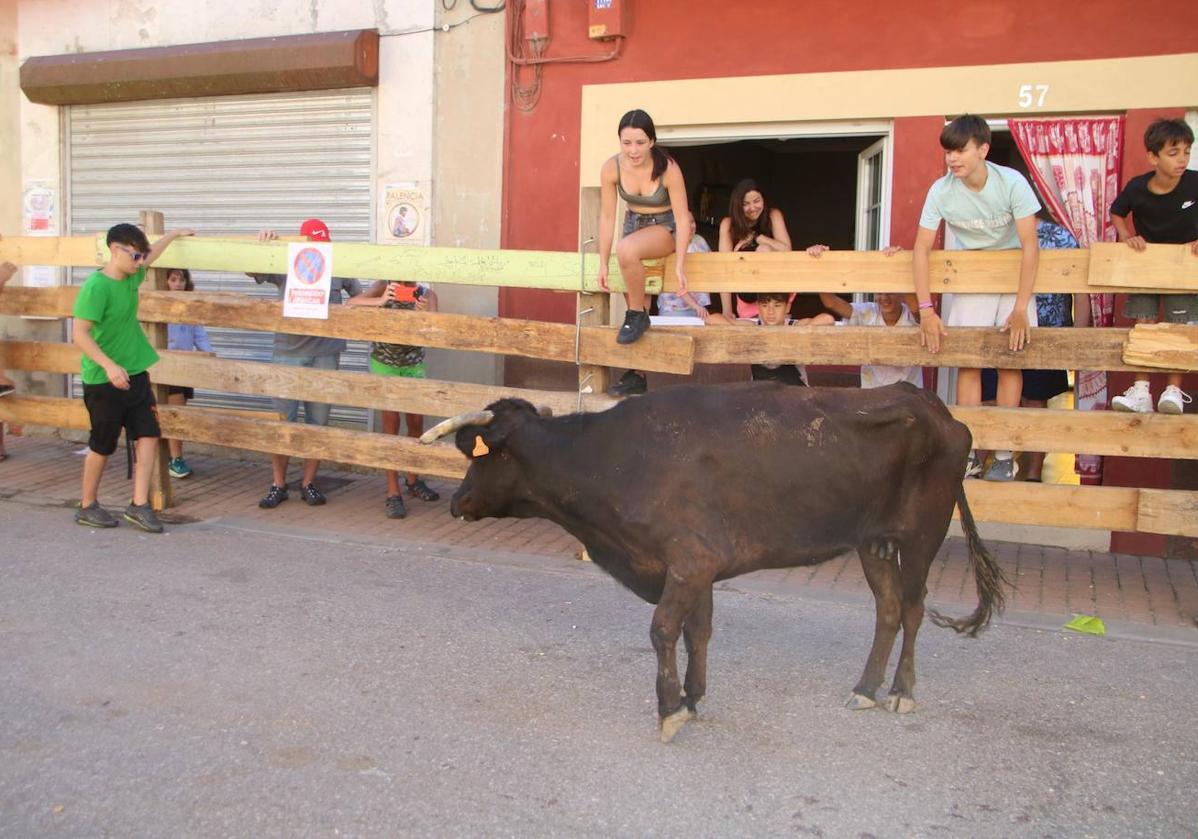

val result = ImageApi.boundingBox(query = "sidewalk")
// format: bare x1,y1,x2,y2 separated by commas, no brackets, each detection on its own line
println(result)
2,434,1196,636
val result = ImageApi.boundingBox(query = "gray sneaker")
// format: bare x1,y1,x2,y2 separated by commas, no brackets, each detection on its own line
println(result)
123,502,165,533
75,501,118,528
983,457,1018,482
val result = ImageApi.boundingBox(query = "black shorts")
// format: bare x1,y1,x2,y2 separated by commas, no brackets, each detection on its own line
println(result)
82,371,161,456
751,364,807,387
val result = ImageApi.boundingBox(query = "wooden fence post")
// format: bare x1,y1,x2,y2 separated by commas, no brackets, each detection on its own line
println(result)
140,210,173,510
578,187,611,401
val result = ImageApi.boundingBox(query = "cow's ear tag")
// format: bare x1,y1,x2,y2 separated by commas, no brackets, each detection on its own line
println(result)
472,435,490,457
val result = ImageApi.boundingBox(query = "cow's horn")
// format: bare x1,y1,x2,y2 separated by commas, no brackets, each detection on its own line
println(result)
419,410,495,444
537,405,553,418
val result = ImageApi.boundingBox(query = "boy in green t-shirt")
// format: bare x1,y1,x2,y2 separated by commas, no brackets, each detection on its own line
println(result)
72,222,193,531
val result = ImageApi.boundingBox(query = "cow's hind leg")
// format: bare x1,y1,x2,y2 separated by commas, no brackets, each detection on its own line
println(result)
847,544,902,711
681,585,714,713
651,573,711,743
884,540,937,714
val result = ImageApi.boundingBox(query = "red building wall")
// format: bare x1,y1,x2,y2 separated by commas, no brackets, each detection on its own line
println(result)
500,2,1197,554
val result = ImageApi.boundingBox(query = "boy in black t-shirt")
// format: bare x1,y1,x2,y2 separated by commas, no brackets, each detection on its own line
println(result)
1109,118,1198,414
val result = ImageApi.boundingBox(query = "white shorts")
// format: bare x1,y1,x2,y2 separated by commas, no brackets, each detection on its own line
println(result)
943,293,1037,328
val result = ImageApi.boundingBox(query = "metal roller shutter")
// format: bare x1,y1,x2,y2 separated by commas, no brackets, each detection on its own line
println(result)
65,88,375,427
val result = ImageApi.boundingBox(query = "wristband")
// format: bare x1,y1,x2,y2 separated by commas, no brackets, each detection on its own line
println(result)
918,301,935,310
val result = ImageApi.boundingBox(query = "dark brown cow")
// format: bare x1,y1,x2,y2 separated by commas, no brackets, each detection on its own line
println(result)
422,382,1007,742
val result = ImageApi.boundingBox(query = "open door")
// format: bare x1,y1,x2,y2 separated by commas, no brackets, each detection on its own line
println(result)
855,136,890,251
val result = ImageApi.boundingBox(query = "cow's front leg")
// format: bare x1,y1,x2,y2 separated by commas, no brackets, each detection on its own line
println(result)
681,584,714,713
650,572,703,743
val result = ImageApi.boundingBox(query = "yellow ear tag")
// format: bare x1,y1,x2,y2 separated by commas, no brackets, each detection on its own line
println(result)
472,435,490,457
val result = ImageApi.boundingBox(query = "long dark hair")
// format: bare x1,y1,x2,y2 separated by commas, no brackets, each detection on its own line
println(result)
167,267,194,291
618,109,671,182
728,178,775,244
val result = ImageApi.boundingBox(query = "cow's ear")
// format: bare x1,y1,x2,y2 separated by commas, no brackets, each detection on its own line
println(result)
471,435,489,457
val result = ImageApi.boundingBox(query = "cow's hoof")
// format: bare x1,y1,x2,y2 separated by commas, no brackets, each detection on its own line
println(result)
884,694,916,714
659,707,694,743
845,692,877,711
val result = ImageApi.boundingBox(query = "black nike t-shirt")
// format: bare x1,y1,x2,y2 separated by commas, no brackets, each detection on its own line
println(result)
1109,169,1198,244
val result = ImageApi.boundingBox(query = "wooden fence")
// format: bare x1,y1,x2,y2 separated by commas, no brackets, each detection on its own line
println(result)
1,227,1196,539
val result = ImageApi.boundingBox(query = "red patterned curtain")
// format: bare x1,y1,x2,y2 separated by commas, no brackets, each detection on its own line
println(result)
1009,116,1124,485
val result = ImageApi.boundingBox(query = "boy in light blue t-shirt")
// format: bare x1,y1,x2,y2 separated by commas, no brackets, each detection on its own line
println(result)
912,114,1040,481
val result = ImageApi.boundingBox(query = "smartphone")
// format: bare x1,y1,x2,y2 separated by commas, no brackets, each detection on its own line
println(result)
390,283,420,304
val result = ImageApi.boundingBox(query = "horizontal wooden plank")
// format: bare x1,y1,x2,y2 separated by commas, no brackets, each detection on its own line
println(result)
1088,241,1198,289
960,481,1139,532
0,287,695,376
5,338,1194,458
1122,323,1198,371
1,235,1192,295
1,287,1168,373
1136,488,1198,538
949,405,1198,459
0,340,619,417
0,396,467,479
678,323,1158,372
5,393,1198,536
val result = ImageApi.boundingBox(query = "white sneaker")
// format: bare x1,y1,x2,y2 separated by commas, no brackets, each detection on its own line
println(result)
1158,385,1192,415
1111,381,1153,413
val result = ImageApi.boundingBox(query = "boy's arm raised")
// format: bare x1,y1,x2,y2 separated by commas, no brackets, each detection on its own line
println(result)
145,229,195,266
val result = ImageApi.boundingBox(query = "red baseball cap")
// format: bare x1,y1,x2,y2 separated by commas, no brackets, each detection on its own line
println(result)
299,218,331,241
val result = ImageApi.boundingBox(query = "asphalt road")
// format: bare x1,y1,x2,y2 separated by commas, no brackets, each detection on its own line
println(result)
1,499,1196,838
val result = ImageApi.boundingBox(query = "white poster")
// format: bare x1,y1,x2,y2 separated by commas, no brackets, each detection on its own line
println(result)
22,181,57,235
282,241,333,319
382,182,430,245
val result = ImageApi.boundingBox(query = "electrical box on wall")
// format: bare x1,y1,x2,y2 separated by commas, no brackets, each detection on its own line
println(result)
588,0,626,40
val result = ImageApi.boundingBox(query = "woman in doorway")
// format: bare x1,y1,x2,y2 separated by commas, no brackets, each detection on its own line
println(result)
718,178,827,318
597,109,690,345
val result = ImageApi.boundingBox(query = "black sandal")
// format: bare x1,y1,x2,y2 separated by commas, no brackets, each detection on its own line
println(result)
406,479,440,502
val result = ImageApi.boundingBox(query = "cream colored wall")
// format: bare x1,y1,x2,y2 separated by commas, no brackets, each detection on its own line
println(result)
578,52,1198,189
3,0,508,389
427,1,505,387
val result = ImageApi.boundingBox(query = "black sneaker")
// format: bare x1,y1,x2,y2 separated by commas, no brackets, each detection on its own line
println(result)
608,370,647,397
405,479,440,502
258,484,289,509
123,502,164,534
300,483,327,506
616,309,651,345
384,494,407,519
0,383,14,398
75,501,118,528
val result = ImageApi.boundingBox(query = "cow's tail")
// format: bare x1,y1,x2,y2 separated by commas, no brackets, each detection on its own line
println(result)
928,484,1010,637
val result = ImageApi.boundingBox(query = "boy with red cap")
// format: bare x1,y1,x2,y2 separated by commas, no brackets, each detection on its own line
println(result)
248,219,362,508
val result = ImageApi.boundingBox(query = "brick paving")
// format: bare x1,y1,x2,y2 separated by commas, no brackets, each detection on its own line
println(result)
2,433,1196,635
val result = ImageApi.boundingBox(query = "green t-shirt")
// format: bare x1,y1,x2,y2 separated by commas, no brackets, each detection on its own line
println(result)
72,267,160,385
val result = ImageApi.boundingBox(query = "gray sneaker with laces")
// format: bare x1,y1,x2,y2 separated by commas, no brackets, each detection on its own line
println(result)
983,457,1018,482
123,502,165,533
75,501,118,528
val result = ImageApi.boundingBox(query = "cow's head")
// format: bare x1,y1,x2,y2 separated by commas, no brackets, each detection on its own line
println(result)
420,398,550,522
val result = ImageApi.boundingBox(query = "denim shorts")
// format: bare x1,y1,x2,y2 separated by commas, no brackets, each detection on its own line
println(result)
622,209,676,237
273,353,339,425
1123,293,1198,324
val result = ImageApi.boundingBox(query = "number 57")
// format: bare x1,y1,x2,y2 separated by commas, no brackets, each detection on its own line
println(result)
1018,84,1049,109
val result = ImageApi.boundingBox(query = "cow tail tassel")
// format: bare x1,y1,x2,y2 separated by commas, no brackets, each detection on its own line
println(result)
928,484,1011,638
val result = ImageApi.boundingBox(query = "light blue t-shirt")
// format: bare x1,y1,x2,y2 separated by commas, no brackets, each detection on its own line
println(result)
918,162,1040,250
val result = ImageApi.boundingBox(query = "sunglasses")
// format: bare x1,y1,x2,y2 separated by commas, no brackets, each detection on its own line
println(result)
113,244,148,262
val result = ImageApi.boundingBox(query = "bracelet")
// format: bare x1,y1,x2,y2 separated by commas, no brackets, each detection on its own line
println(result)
918,301,935,310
